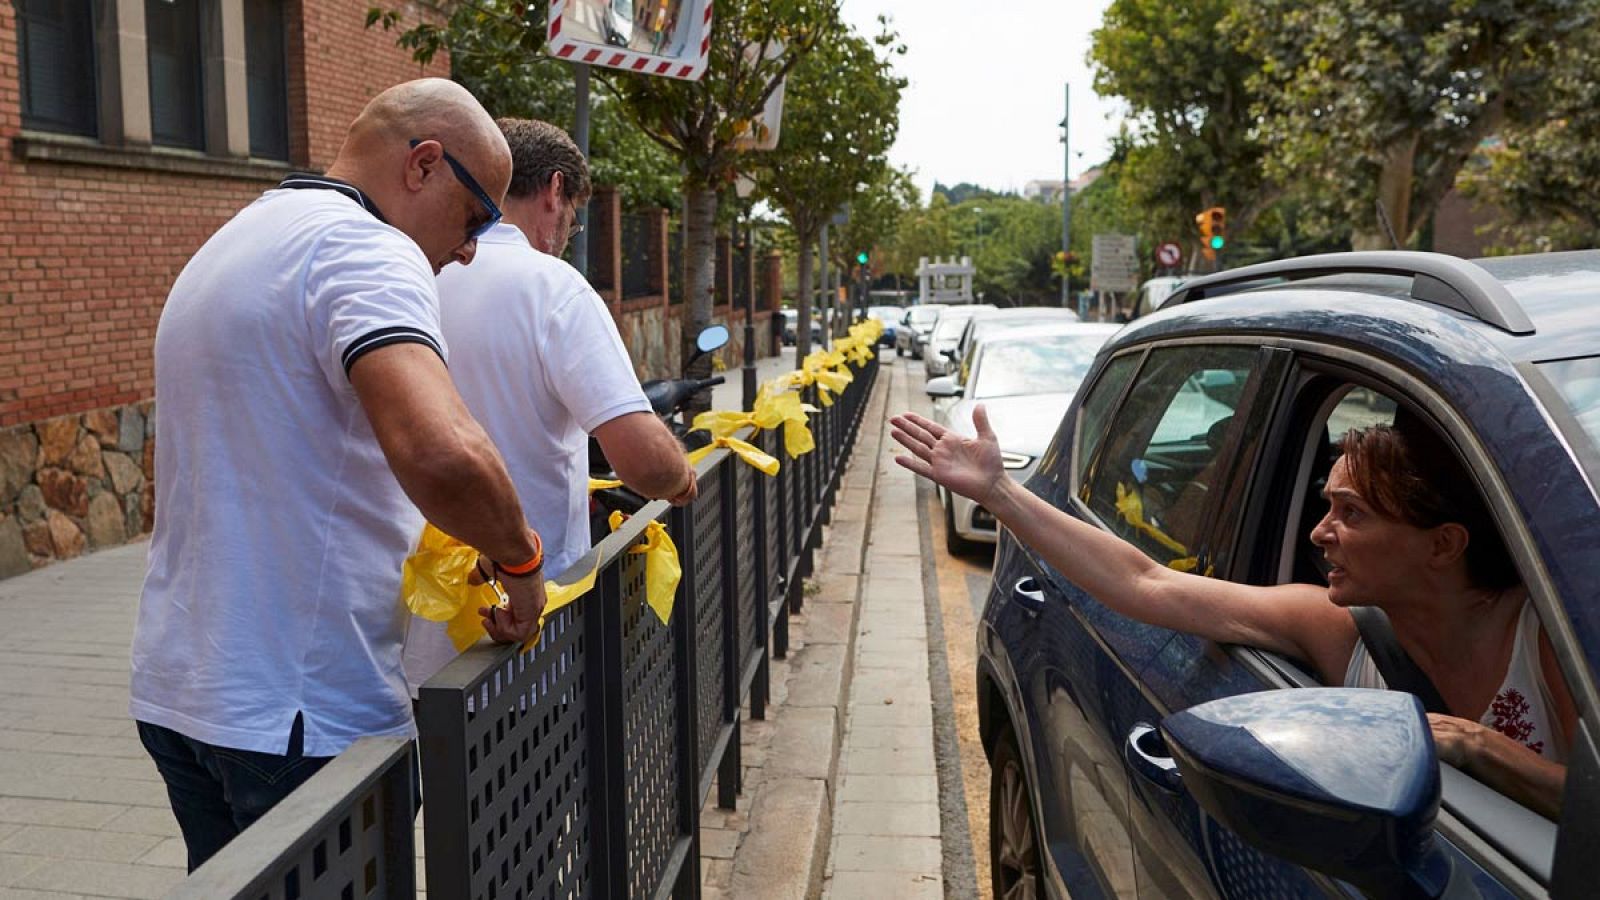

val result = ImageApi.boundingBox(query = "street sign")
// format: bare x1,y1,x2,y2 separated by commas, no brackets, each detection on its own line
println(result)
546,0,715,81
1156,242,1182,269
1091,234,1139,292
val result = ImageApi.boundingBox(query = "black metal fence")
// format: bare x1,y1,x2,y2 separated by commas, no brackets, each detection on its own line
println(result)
620,214,655,300
175,351,881,900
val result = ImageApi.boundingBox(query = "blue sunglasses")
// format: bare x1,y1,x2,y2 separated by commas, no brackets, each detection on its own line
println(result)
409,138,502,240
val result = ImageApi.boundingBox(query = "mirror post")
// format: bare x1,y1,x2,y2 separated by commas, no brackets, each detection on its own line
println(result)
743,224,757,410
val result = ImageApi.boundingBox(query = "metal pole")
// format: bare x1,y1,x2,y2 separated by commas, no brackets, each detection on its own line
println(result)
1060,83,1071,308
573,64,591,275
742,224,757,410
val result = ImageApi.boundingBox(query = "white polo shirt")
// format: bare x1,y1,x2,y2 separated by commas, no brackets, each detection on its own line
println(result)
131,177,443,757
402,222,650,692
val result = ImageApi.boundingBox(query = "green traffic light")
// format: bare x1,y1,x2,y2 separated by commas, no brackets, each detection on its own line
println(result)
1209,236,1226,250
856,251,869,265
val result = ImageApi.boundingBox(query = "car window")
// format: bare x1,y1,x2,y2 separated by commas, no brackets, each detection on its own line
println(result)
1537,355,1600,481
1069,352,1140,486
1081,346,1258,569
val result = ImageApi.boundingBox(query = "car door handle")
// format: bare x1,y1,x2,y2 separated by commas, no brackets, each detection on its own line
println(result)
1125,723,1182,793
1010,577,1046,617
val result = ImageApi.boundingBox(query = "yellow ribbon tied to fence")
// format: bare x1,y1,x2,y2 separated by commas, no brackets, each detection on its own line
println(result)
588,477,624,493
756,386,818,457
798,349,854,406
686,435,781,475
607,511,680,624
400,524,600,653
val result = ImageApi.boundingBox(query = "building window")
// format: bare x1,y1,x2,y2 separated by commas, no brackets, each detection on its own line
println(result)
145,0,206,150
14,0,100,137
243,0,287,159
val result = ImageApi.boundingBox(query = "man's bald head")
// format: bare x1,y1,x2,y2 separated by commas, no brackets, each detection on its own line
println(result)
326,78,512,272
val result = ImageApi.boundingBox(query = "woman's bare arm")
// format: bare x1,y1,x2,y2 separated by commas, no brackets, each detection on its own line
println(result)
891,409,1352,675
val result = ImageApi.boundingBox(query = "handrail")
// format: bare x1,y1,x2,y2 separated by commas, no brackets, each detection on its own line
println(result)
1165,251,1535,335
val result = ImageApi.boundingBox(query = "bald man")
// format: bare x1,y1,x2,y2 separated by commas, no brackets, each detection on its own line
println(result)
130,79,546,870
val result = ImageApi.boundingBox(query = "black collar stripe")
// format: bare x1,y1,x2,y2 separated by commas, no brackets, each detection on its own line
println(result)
278,174,389,224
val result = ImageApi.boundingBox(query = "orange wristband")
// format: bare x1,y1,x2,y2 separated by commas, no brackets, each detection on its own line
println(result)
496,531,543,577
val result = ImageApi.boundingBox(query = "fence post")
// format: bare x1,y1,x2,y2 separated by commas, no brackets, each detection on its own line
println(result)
588,558,630,899
717,458,742,809
751,433,771,719
668,502,704,900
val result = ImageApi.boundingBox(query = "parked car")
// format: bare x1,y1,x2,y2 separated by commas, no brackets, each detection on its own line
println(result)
779,309,822,347
948,306,1083,387
867,306,902,348
896,304,947,358
977,251,1600,900
926,322,1119,553
923,304,995,378
1131,275,1185,319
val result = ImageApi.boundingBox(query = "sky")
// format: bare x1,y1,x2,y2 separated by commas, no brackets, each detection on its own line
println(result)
840,0,1123,200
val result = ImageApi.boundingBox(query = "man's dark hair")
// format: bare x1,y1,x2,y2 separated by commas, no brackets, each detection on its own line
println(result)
497,118,591,202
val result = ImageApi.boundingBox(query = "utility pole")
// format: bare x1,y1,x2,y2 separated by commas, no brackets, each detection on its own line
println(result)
572,64,590,276
1059,83,1071,309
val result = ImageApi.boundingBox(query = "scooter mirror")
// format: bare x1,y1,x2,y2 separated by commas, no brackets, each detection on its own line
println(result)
697,324,731,354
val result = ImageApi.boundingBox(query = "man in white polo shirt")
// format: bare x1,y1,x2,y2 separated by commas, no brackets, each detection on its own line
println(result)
402,118,698,693
131,79,550,871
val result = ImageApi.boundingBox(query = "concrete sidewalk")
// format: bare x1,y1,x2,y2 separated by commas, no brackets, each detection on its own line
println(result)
0,348,870,900
701,354,957,899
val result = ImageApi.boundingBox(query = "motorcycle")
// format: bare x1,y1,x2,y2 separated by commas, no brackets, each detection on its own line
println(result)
588,324,731,542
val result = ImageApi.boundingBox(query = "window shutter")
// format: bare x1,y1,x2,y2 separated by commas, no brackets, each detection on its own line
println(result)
16,0,100,137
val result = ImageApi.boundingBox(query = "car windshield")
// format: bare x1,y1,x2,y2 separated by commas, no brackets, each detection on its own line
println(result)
909,307,942,325
1537,355,1600,473
869,307,900,322
972,334,1108,399
932,314,975,342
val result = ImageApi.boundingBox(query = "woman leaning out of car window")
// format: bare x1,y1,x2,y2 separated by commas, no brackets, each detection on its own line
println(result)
891,407,1577,820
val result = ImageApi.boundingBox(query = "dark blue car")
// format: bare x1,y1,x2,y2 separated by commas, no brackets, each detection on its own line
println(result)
976,251,1600,899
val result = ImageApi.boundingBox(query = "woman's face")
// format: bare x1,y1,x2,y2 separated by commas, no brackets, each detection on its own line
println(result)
1309,456,1434,606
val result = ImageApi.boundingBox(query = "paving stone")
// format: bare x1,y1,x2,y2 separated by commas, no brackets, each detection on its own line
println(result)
837,774,939,806
833,801,941,838
800,602,855,645
729,778,829,900
132,837,186,869
15,857,186,898
700,827,741,859
0,851,50,887
782,644,848,709
0,825,161,864
97,807,179,838
825,870,943,899
763,708,838,780
0,798,126,830
830,834,943,874
842,743,937,777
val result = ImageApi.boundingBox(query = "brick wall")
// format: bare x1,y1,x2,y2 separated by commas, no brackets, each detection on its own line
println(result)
0,0,445,573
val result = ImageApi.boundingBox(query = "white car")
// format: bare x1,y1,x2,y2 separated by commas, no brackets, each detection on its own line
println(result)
922,304,994,377
896,304,946,358
926,322,1121,553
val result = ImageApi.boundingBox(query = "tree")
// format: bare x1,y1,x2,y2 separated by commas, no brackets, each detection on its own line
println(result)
369,0,679,208
1090,0,1277,258
832,165,918,288
748,19,904,362
1234,0,1598,249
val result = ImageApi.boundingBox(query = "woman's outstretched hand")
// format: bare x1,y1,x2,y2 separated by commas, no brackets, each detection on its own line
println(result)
891,407,1008,509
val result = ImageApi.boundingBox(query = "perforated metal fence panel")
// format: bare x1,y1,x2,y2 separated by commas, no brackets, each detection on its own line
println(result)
735,460,760,685
691,472,727,779
618,548,682,896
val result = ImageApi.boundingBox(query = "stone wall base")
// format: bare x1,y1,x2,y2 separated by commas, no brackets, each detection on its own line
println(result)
0,402,154,577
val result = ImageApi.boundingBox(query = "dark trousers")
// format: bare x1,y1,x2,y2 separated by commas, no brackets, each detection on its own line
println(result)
137,713,332,872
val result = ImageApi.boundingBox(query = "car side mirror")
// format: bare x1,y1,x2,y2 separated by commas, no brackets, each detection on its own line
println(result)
942,347,958,360
925,376,962,399
1162,688,1454,900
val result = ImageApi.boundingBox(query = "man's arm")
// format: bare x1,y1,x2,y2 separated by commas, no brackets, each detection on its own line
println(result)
349,343,545,639
593,411,698,505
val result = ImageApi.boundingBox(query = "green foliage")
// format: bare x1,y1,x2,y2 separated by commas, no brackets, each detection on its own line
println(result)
368,0,680,208
933,182,1007,205
1232,0,1598,246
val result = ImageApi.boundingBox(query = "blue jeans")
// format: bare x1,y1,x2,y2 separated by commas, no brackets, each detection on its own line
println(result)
137,714,332,872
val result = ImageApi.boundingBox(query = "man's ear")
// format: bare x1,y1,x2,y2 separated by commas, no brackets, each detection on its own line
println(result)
544,170,565,211
405,140,441,193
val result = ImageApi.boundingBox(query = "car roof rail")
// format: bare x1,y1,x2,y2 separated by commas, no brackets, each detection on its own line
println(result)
1164,251,1535,335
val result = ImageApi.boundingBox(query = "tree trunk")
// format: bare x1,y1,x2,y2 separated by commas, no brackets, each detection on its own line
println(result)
681,183,718,416
794,237,814,369
1355,136,1417,250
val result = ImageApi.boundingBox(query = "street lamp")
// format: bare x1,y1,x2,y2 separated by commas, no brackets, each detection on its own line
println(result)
1059,83,1070,308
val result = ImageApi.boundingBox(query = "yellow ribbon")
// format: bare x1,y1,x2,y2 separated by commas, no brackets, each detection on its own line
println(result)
1113,482,1191,557
588,477,624,493
687,435,781,475
400,523,602,653
608,511,680,624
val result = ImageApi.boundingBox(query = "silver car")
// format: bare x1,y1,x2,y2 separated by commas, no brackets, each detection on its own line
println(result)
922,304,995,377
925,322,1120,553
896,304,946,358
947,306,1082,387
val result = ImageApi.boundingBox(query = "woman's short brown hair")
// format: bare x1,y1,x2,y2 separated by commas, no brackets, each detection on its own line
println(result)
497,117,591,203
1338,417,1519,590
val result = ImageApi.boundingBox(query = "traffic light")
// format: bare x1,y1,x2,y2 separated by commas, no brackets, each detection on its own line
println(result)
855,251,869,265
1195,206,1227,260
